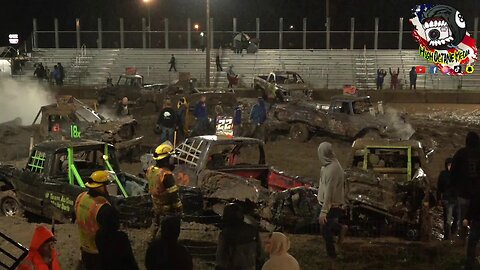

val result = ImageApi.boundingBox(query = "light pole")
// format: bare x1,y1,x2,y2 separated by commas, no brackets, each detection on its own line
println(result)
205,0,211,87
143,0,151,48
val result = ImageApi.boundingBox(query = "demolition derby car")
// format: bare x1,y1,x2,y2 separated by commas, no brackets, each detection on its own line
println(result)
32,96,143,159
266,95,414,142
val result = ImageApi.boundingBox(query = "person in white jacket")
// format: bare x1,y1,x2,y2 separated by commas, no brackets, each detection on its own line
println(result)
317,142,348,259
262,232,299,270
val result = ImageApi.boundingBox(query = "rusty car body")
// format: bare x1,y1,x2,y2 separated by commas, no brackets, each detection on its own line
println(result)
266,95,414,142
254,71,312,102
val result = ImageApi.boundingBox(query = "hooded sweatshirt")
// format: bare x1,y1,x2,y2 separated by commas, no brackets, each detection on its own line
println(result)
18,226,61,270
317,142,345,214
451,131,480,199
437,158,455,202
261,232,300,270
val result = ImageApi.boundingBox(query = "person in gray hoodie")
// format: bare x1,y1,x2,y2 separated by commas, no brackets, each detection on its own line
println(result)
317,142,348,259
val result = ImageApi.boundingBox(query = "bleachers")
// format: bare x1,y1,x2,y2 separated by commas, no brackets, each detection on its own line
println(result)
25,48,479,90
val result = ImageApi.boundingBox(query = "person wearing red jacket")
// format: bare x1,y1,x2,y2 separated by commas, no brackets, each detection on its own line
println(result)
18,225,61,270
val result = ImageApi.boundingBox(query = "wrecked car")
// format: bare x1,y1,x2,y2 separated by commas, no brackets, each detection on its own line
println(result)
266,95,414,142
254,71,312,102
344,138,434,240
0,139,203,227
32,96,143,159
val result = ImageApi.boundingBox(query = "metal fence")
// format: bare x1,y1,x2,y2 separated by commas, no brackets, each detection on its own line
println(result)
32,17,480,50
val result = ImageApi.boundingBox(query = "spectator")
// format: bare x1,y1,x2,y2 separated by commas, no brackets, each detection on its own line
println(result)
451,131,480,241
389,67,400,90
215,203,264,270
53,65,61,86
116,97,131,117
177,97,189,138
192,95,209,136
18,225,61,270
463,185,480,270
227,65,238,88
376,69,387,90
57,63,65,85
317,142,348,260
145,216,193,270
437,157,457,240
250,97,267,140
95,206,138,270
262,232,299,270
169,54,177,72
44,66,50,83
216,55,223,71
33,63,46,82
156,99,178,144
409,67,417,90
233,104,243,137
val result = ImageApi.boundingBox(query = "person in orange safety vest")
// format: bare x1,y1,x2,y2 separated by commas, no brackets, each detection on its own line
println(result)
17,225,61,270
74,170,118,270
146,141,183,241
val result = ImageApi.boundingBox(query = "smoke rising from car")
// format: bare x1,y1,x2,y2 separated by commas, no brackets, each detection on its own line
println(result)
385,107,415,140
0,77,54,125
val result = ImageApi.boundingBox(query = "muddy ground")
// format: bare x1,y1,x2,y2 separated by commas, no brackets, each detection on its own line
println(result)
1,101,479,269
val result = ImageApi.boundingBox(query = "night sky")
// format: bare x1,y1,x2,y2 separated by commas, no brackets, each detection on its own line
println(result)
1,0,478,47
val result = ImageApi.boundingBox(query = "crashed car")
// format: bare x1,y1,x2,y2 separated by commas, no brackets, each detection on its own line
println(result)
266,95,414,142
344,138,434,240
0,139,203,227
32,96,143,159
254,71,312,102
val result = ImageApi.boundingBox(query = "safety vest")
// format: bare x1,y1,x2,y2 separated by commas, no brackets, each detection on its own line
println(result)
146,166,182,214
74,192,110,254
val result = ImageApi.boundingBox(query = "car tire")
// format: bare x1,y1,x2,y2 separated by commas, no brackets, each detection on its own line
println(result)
289,123,310,142
0,190,24,217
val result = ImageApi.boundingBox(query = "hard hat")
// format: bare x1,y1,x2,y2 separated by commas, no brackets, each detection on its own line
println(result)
153,141,174,160
85,170,112,188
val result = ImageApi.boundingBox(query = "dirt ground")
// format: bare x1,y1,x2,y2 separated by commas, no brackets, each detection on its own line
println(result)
0,215,467,270
1,101,480,269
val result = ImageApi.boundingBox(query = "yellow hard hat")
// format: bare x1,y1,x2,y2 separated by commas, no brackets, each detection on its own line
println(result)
85,170,112,188
153,141,174,160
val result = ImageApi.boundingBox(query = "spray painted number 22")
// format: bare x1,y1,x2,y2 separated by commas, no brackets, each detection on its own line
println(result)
216,117,234,131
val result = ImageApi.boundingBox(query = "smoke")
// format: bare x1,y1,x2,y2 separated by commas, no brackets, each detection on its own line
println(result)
384,107,416,140
0,77,54,125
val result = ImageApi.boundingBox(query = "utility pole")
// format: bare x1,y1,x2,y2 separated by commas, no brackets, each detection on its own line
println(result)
206,0,211,87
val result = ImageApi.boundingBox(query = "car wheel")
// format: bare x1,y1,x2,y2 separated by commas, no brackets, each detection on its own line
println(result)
289,123,310,142
0,191,24,217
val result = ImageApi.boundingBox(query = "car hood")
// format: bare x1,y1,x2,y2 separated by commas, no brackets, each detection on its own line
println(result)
345,167,429,223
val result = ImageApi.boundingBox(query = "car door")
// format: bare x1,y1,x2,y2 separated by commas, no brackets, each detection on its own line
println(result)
14,150,53,216
327,100,351,136
41,151,86,223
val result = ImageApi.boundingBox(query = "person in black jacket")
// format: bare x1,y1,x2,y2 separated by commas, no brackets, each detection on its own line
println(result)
451,131,480,240
463,186,480,270
145,216,193,270
437,157,457,240
156,99,178,144
215,203,264,270
95,207,139,270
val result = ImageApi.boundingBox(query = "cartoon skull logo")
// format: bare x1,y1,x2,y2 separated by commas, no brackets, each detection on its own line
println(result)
421,5,466,49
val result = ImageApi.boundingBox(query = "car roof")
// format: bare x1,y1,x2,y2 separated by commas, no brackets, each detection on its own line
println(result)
34,139,107,153
190,135,263,144
331,95,370,102
271,71,299,75
352,138,423,150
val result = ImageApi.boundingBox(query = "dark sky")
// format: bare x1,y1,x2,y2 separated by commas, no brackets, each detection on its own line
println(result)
1,0,478,47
